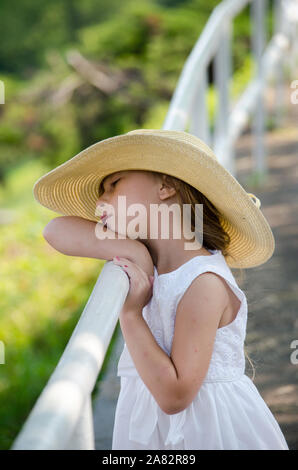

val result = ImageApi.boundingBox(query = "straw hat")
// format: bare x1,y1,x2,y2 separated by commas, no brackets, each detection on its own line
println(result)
33,128,275,268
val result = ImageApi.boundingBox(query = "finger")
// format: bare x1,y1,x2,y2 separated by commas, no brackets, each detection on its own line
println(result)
113,257,141,276
113,257,132,270
113,257,134,279
113,256,131,266
113,257,148,285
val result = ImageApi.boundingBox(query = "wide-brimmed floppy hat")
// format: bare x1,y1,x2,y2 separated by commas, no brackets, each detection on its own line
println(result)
33,128,275,269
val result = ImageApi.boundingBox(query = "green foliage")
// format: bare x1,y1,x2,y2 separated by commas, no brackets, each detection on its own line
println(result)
0,0,126,75
0,0,257,178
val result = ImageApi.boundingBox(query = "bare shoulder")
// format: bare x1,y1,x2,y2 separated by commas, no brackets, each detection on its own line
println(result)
177,270,229,318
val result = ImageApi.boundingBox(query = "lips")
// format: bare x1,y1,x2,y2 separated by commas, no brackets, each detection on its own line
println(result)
99,210,108,221
100,214,111,225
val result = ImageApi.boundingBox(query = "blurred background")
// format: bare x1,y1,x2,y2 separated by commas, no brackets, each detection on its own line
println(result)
0,0,297,450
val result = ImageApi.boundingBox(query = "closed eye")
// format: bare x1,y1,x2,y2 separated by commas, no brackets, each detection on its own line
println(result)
98,177,120,197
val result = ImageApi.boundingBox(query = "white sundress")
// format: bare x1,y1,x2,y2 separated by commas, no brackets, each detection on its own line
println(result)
112,249,289,450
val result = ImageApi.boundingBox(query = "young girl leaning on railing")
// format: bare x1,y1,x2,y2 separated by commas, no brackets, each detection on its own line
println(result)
34,128,289,450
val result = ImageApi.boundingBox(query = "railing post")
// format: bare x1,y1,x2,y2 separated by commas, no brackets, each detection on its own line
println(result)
287,1,298,77
189,69,211,146
251,0,267,182
213,18,234,173
273,0,286,127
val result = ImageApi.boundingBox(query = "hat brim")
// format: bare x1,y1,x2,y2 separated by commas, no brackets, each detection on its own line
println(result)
33,131,275,269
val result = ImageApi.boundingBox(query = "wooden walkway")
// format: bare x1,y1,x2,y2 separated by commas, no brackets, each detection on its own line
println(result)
93,83,298,450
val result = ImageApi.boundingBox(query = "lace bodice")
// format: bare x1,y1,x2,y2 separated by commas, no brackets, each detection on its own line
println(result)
117,249,248,382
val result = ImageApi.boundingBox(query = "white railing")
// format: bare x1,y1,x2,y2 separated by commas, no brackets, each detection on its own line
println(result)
11,0,298,450
164,0,297,175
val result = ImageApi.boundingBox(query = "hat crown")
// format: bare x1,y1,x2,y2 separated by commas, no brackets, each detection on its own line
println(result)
125,128,218,162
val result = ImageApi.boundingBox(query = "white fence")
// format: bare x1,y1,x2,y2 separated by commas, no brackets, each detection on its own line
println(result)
11,0,298,450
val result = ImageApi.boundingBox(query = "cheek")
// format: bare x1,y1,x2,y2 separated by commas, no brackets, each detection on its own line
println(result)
122,191,144,212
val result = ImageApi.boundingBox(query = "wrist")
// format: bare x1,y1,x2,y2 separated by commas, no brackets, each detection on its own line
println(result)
119,306,142,322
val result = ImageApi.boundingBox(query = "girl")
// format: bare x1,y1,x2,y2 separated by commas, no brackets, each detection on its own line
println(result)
34,128,289,450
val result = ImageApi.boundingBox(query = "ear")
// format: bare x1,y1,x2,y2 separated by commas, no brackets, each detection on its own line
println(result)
159,175,177,200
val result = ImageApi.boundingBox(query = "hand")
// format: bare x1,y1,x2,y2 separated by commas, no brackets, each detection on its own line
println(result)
112,256,154,316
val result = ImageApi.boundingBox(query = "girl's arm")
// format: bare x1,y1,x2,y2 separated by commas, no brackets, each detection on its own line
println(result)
43,216,154,278
119,271,228,415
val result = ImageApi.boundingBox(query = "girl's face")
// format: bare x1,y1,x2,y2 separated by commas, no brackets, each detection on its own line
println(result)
96,170,171,238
